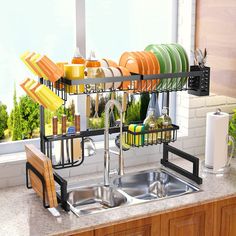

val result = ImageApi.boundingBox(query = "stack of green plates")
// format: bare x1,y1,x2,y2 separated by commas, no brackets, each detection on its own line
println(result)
145,43,189,90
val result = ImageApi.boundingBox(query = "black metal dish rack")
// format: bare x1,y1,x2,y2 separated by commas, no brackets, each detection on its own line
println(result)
27,65,209,210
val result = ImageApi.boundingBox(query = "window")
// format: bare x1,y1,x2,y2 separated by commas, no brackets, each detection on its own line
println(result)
0,0,75,148
85,0,176,60
76,0,178,130
0,0,179,152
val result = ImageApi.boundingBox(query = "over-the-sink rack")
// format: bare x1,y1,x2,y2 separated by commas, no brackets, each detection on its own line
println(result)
34,65,209,210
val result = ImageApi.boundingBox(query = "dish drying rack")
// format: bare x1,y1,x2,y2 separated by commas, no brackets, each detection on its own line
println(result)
34,65,209,210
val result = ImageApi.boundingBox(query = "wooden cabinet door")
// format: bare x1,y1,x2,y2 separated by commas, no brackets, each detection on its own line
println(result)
70,231,94,236
161,203,214,236
214,197,236,236
95,215,160,236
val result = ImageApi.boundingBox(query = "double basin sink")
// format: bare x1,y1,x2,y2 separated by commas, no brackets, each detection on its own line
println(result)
67,169,200,217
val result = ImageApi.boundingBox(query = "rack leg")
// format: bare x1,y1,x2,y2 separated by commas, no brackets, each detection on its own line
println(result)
39,78,46,153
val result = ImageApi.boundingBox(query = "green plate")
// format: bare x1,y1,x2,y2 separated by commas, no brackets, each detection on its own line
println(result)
167,44,182,90
162,44,182,90
153,45,172,90
172,43,189,89
145,44,166,90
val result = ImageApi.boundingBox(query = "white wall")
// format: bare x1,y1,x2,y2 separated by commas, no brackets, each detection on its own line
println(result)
176,92,236,156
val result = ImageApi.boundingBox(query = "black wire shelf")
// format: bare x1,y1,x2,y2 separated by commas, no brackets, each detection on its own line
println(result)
43,124,179,169
42,66,210,101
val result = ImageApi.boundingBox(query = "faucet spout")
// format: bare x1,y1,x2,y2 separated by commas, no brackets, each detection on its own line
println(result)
104,99,124,186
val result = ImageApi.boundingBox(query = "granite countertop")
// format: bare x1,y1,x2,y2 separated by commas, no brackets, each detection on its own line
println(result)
1,158,236,236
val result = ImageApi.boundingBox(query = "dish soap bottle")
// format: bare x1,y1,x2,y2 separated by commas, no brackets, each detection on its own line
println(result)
156,107,172,142
143,108,158,144
86,51,104,92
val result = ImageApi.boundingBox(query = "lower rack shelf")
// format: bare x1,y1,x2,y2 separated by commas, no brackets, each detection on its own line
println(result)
42,124,179,169
125,124,179,147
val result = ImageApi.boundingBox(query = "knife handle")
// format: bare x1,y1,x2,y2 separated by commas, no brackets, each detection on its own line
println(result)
52,116,58,135
61,114,67,134
75,114,80,133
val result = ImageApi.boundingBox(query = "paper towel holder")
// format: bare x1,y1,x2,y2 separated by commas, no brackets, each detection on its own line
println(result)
214,108,221,115
202,135,235,175
201,161,230,175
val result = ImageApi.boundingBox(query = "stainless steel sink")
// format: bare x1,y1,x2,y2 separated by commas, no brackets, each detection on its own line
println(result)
67,185,128,216
66,169,200,217
113,169,200,201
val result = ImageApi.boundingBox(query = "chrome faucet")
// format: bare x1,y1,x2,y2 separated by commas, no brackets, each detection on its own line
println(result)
104,99,124,186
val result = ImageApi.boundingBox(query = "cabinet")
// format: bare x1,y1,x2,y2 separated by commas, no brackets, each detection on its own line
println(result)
68,196,236,236
94,215,160,236
214,197,236,236
71,232,94,236
161,203,214,236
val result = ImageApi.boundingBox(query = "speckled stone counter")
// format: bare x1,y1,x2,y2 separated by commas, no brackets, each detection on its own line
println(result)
1,158,236,236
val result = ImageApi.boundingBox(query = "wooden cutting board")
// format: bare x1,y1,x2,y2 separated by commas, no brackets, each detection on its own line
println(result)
25,144,58,208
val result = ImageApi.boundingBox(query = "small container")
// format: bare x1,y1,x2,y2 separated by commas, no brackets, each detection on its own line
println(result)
65,47,85,93
74,113,80,133
64,64,85,93
52,116,58,136
61,114,67,135
86,51,104,91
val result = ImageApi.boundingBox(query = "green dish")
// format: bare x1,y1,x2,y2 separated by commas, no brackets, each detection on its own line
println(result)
162,44,182,90
145,44,165,73
153,45,172,90
172,43,189,89
160,44,175,90
145,44,166,90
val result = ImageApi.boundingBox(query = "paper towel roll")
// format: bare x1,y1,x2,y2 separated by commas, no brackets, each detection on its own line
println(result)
205,111,229,171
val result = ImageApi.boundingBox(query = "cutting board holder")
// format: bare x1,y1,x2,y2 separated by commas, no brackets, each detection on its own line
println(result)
26,161,70,211
26,162,49,208
34,65,209,211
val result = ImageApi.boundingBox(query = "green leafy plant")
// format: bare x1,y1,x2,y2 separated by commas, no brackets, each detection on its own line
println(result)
125,100,141,124
88,112,105,129
229,109,236,155
0,102,8,139
19,95,40,139
11,87,22,140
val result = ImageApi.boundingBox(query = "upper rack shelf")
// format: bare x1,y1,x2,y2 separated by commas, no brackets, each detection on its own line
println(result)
40,65,210,102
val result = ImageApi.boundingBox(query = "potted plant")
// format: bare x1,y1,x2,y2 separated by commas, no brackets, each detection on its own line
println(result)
229,109,236,157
